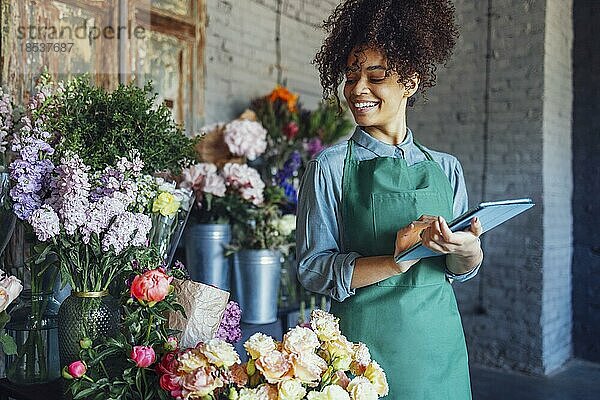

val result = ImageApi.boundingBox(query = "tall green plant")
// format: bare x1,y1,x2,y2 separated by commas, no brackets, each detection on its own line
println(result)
42,77,198,174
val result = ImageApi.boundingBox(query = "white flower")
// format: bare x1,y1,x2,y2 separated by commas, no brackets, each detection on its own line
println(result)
271,214,296,237
347,376,378,400
223,119,267,160
306,385,351,400
28,204,60,241
244,332,277,360
102,212,151,254
310,310,341,342
202,338,240,368
352,343,371,366
255,350,292,384
0,271,23,313
283,326,320,355
364,361,389,397
278,379,307,400
155,177,176,193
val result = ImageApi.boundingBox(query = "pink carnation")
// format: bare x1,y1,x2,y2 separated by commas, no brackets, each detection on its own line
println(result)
222,163,265,205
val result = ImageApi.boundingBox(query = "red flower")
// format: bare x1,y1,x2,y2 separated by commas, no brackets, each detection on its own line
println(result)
130,268,173,304
283,121,299,140
67,360,87,378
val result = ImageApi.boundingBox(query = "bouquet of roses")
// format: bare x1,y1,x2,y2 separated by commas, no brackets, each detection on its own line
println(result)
156,310,389,400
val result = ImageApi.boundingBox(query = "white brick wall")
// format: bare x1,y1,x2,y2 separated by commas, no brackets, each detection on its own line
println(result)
542,0,573,374
203,0,338,124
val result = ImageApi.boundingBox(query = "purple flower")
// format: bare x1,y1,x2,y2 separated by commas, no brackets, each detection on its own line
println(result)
215,301,242,344
305,137,325,159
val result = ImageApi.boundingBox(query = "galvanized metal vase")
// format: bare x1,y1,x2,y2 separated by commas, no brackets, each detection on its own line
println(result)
184,223,232,290
233,249,281,324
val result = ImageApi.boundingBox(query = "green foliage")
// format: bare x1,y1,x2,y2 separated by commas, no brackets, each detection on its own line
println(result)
301,99,353,145
41,76,198,174
228,186,295,252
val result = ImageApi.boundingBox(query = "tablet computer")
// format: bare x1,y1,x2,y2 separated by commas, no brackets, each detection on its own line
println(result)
394,198,535,262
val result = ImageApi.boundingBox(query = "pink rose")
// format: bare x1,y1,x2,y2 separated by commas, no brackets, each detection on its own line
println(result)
131,345,156,368
67,360,87,378
182,366,221,397
130,268,173,304
283,121,300,140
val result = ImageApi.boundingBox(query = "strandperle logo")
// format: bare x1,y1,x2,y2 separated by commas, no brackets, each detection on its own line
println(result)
12,21,146,41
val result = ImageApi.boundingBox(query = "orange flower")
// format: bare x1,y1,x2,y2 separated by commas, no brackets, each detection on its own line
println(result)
267,85,299,113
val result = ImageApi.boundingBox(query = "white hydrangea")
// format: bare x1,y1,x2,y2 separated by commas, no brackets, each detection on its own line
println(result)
223,119,267,161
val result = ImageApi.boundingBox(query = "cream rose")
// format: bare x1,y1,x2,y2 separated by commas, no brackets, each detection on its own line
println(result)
364,361,389,397
255,350,292,384
290,352,328,386
310,310,341,342
347,376,378,400
202,338,240,368
278,379,307,400
306,385,351,400
244,332,277,360
283,326,320,355
178,348,209,373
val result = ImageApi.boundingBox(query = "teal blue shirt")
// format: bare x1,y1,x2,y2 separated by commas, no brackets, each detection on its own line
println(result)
296,127,480,302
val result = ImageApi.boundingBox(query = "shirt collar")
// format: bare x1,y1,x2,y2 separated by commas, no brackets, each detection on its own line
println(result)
351,126,415,157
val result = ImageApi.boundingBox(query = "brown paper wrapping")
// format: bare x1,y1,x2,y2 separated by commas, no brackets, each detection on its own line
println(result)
168,279,230,348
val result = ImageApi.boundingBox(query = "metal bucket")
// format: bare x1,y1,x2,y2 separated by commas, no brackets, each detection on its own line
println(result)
184,223,231,290
233,249,281,324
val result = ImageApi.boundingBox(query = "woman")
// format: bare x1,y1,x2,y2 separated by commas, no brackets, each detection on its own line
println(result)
296,0,483,398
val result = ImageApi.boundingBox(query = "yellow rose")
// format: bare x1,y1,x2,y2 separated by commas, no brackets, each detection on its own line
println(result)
324,336,353,371
364,361,389,397
278,379,307,400
152,192,180,216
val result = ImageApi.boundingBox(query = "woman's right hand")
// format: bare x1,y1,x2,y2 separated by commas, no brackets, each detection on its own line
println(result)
393,218,434,273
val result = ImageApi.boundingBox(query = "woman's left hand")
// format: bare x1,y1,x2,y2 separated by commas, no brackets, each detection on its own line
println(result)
420,216,482,258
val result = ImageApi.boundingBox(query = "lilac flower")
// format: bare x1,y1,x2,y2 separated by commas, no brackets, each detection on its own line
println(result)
29,204,60,241
215,301,242,344
102,212,151,254
223,119,268,161
49,154,90,235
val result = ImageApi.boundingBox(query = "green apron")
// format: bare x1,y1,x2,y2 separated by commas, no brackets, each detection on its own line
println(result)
330,139,471,399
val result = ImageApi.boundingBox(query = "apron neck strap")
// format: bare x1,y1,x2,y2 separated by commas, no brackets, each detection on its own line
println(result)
346,138,355,161
413,139,434,161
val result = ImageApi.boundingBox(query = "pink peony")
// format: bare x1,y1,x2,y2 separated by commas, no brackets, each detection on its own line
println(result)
130,345,156,368
67,360,87,378
130,268,173,304
222,163,265,205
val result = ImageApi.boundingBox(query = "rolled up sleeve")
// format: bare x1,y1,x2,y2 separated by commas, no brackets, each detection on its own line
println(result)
446,160,481,283
295,159,360,302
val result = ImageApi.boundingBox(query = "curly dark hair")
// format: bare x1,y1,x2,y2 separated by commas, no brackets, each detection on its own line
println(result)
314,0,459,107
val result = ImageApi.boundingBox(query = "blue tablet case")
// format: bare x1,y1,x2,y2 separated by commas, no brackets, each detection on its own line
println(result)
394,198,535,262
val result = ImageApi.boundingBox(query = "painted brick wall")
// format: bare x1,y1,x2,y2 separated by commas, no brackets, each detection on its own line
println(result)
410,0,572,374
203,0,338,124
541,0,573,374
573,0,600,363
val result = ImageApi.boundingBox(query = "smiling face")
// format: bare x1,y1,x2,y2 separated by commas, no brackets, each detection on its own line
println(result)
343,47,417,142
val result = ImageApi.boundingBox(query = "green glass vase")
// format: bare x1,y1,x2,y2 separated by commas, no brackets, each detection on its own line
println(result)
57,291,120,368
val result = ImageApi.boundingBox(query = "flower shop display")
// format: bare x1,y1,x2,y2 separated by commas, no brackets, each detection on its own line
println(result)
152,309,389,399
1,75,198,384
180,116,277,294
